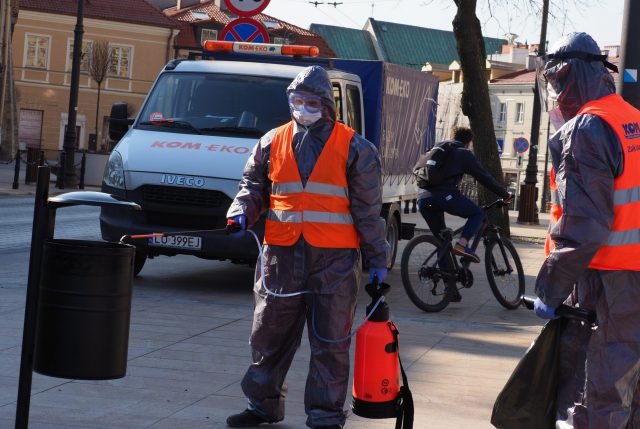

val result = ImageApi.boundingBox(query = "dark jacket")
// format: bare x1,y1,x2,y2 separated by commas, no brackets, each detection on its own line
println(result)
416,140,509,198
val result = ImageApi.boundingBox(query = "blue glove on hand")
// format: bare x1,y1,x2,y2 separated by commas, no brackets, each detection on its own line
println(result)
228,215,247,236
534,297,559,320
369,267,388,284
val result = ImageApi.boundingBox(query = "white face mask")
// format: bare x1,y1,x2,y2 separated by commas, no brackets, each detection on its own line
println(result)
292,109,322,127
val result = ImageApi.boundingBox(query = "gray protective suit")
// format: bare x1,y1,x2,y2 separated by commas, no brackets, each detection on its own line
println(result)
534,32,640,428
227,66,389,428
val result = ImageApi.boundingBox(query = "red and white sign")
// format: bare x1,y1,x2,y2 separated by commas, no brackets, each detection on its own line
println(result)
224,0,270,17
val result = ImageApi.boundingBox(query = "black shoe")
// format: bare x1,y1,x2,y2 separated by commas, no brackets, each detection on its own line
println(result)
315,426,343,429
226,409,277,427
447,287,462,303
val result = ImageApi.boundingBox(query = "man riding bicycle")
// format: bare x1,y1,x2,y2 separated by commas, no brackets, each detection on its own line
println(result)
415,127,511,300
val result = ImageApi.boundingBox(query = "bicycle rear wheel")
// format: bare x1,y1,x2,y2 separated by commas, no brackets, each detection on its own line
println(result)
401,234,451,312
484,238,525,309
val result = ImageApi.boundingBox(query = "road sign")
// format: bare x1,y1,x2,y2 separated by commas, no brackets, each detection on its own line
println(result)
219,18,270,43
513,137,530,154
224,0,270,17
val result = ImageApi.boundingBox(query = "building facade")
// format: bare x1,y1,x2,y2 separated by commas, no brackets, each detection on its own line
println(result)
13,1,177,155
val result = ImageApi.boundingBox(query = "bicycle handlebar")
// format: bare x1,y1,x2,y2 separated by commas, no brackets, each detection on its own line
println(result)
522,296,597,324
480,198,511,211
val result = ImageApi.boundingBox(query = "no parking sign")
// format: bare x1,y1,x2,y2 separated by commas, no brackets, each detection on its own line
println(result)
513,137,530,154
219,17,270,43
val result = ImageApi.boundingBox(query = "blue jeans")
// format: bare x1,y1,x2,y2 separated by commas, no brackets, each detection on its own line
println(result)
417,191,484,242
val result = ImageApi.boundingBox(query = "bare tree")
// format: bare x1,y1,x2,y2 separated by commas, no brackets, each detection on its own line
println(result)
89,40,112,147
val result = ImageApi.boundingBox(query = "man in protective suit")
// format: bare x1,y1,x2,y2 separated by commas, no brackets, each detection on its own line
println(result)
533,32,640,428
225,66,389,428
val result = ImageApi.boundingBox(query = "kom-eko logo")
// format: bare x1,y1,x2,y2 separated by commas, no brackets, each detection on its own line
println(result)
622,121,640,139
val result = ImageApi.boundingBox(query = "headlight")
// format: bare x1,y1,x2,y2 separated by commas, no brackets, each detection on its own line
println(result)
103,151,125,189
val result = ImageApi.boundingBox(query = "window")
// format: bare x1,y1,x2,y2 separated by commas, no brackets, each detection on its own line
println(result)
67,39,93,72
516,102,525,123
498,103,507,123
496,138,504,156
332,84,343,123
109,45,132,78
25,34,50,69
200,29,218,46
273,37,289,45
346,84,362,135
138,73,292,135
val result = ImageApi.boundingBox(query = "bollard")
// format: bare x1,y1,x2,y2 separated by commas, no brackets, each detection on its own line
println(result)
56,152,66,190
12,149,20,190
411,199,417,213
404,200,409,214
79,152,86,189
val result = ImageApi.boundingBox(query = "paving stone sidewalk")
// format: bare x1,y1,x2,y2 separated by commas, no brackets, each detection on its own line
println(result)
0,160,552,429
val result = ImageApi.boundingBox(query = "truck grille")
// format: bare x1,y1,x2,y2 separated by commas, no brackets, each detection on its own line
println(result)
140,185,228,208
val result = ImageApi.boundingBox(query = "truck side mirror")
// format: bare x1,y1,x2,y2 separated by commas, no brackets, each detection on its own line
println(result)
108,102,133,141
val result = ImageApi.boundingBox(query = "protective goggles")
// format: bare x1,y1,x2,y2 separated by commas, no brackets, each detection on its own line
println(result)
535,51,619,112
288,92,323,114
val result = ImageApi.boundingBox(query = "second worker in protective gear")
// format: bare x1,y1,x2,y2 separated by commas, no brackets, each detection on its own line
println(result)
534,32,640,428
225,65,389,429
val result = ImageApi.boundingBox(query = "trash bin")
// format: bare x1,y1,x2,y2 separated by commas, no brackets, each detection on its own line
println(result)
33,239,135,380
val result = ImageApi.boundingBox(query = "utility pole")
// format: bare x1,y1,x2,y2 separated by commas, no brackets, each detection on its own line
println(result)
517,0,548,225
62,0,84,187
619,0,640,108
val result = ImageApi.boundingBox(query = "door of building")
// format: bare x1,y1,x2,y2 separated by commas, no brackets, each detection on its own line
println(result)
19,109,43,149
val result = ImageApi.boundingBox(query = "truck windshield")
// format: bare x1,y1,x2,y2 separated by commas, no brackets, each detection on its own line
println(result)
137,72,292,136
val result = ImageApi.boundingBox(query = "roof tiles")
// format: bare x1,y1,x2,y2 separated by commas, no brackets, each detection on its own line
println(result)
19,0,177,28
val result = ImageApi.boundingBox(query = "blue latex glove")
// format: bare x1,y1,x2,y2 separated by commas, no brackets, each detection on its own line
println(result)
228,214,247,236
369,267,388,284
533,297,559,319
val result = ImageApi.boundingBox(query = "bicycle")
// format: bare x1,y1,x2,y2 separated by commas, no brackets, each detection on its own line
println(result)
400,198,525,312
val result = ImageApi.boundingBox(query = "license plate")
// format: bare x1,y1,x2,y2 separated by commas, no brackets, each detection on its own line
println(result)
149,234,202,250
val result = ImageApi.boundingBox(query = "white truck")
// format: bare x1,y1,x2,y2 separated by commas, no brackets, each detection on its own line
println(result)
101,41,439,275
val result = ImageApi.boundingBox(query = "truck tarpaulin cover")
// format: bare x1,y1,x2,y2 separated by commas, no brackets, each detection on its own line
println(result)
331,60,439,176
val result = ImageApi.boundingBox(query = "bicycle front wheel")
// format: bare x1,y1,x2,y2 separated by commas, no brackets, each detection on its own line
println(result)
484,238,525,309
401,234,451,312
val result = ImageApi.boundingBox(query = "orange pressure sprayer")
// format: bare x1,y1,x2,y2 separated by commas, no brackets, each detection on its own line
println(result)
352,280,413,428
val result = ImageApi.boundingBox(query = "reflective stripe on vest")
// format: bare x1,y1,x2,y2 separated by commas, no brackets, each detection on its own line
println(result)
544,167,563,257
265,121,359,248
578,94,640,270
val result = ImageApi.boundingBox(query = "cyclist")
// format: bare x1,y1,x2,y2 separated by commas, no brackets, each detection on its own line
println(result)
415,127,511,299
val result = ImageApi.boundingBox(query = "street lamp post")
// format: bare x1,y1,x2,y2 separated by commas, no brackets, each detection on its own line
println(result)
62,0,84,188
517,0,549,225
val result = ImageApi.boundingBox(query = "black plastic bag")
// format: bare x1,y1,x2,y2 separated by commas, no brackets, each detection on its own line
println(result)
491,318,565,429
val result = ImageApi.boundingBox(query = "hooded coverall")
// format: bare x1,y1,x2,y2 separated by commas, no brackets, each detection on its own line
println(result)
535,32,640,428
227,66,389,428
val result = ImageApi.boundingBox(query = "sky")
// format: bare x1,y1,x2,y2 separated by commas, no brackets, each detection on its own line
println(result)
260,0,625,49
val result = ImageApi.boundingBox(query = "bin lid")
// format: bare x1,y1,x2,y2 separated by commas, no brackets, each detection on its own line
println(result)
48,191,141,210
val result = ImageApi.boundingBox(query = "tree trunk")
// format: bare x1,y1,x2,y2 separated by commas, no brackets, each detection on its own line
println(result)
452,0,510,235
95,83,101,138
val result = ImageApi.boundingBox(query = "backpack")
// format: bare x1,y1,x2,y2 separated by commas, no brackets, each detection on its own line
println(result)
413,141,455,188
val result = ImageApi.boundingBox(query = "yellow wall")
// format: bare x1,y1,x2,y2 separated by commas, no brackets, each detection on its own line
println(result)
13,10,176,152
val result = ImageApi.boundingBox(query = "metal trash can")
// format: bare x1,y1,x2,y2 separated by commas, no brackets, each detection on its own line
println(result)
34,239,135,380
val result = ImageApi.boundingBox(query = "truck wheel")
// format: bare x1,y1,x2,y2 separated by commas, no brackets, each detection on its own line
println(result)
133,249,147,277
385,214,399,270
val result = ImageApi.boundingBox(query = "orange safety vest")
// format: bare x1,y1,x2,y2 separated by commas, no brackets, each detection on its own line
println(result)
580,94,640,270
265,121,360,248
544,168,562,257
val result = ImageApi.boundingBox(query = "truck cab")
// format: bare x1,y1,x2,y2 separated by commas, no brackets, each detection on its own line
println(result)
101,45,374,275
